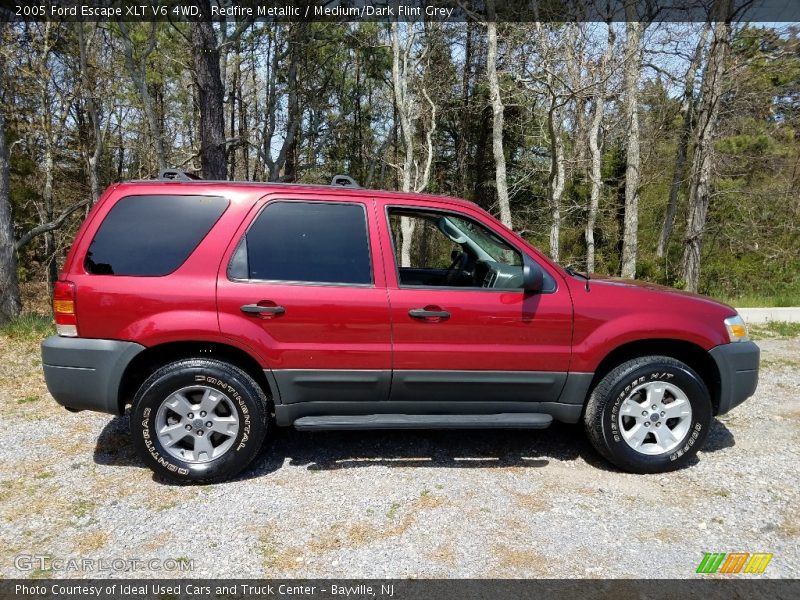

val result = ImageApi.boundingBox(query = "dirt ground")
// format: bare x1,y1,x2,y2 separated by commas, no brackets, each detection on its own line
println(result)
0,314,797,579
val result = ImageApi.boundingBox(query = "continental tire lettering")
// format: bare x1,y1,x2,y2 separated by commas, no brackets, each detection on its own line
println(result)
141,403,189,475
197,375,252,453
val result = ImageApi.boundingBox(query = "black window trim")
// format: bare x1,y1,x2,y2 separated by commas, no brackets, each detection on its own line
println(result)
227,198,376,288
84,193,230,278
384,204,557,294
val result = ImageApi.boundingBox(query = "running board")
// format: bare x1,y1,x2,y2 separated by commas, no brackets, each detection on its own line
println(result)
293,413,553,431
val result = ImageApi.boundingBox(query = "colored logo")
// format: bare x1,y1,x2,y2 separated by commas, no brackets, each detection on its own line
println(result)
696,552,773,574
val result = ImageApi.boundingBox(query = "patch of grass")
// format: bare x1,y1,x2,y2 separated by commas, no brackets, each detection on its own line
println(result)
724,293,800,308
386,502,401,519
71,499,95,519
0,313,54,341
30,568,52,579
17,395,39,405
750,321,800,340
761,357,800,369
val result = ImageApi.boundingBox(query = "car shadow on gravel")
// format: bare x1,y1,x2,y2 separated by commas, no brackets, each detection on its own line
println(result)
92,412,736,483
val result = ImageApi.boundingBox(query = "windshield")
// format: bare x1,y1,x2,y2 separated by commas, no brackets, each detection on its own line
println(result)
445,216,522,266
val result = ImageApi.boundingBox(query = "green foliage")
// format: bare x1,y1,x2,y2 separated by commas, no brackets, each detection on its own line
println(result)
749,321,800,339
2,22,798,305
0,313,54,341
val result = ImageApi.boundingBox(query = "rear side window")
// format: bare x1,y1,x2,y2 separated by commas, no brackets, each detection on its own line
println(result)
85,195,228,276
236,201,372,285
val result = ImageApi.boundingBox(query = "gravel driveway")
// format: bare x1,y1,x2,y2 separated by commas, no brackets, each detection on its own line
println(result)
1,332,798,579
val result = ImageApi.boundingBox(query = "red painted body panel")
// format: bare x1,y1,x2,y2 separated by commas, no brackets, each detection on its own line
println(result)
567,277,735,372
215,193,392,370
372,196,573,372
62,181,737,376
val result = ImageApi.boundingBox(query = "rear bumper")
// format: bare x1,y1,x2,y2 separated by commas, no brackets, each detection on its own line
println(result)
709,341,760,415
41,336,145,415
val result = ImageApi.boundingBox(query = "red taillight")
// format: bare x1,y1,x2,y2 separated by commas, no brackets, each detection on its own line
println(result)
53,280,78,337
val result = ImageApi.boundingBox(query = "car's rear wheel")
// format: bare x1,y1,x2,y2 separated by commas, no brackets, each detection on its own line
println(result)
584,355,712,473
131,359,268,483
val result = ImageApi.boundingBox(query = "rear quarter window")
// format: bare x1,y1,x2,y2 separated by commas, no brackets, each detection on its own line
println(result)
84,195,228,276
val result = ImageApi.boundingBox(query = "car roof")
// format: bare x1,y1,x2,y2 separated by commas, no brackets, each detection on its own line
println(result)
115,180,483,212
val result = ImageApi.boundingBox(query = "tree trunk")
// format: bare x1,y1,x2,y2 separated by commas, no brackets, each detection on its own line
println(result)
266,24,303,182
656,24,710,258
392,22,416,267
0,83,22,323
78,23,103,204
119,22,167,173
283,23,304,182
620,8,642,279
567,24,588,173
455,22,473,197
191,5,227,180
43,140,57,290
547,98,565,263
237,42,248,180
682,0,734,292
486,6,512,229
586,22,615,274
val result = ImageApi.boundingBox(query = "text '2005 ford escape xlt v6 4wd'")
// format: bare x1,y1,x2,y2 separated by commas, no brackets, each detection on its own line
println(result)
41,172,759,483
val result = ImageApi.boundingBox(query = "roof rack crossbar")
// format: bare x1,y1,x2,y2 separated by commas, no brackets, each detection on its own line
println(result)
159,169,203,181
331,174,360,188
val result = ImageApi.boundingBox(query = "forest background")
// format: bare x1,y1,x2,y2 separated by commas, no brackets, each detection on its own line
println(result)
1,0,798,322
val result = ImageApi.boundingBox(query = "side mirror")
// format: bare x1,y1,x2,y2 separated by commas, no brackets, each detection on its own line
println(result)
522,256,544,293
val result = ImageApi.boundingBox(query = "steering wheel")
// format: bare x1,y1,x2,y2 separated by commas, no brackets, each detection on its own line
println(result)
444,251,469,286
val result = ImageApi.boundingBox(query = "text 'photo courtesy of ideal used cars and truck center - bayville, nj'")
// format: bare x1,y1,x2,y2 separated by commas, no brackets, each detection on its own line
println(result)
0,0,799,598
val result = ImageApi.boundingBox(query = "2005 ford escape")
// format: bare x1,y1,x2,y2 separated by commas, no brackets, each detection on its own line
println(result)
41,172,760,483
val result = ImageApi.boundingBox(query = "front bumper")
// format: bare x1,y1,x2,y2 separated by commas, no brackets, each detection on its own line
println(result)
709,341,760,415
41,336,145,414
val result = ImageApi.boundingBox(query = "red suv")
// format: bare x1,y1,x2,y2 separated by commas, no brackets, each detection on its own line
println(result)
41,173,759,483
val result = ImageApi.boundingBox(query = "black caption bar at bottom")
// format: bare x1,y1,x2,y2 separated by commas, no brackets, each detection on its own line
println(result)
1,579,799,600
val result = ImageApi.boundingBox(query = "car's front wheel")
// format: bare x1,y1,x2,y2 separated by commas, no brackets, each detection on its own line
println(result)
584,355,712,473
131,358,268,483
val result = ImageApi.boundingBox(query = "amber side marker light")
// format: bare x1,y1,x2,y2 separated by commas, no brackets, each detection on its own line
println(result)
53,280,78,337
724,315,749,343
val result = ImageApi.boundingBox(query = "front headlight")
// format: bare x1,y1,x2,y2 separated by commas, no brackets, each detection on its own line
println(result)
724,315,749,343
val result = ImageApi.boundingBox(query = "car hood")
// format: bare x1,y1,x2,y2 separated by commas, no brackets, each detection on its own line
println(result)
579,275,737,313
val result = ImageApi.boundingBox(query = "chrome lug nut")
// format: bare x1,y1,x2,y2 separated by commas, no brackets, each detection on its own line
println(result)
660,411,666,417
642,411,648,416
205,421,212,428
644,422,650,427
197,430,204,436
651,405,657,410
185,424,192,431
187,412,194,419
200,411,206,417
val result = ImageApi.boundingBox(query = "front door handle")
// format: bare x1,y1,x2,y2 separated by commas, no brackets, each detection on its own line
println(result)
409,307,450,320
241,303,286,316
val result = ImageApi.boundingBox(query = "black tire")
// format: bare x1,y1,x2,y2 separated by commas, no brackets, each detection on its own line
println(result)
584,355,712,473
131,359,269,484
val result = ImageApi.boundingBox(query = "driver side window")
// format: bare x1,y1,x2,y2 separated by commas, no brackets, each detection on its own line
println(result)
387,208,523,289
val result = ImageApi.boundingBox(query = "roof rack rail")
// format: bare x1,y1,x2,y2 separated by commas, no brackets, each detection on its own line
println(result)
159,169,203,181
330,174,360,188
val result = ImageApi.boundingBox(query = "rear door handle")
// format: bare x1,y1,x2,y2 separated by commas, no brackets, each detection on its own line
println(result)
241,303,286,316
409,308,450,320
